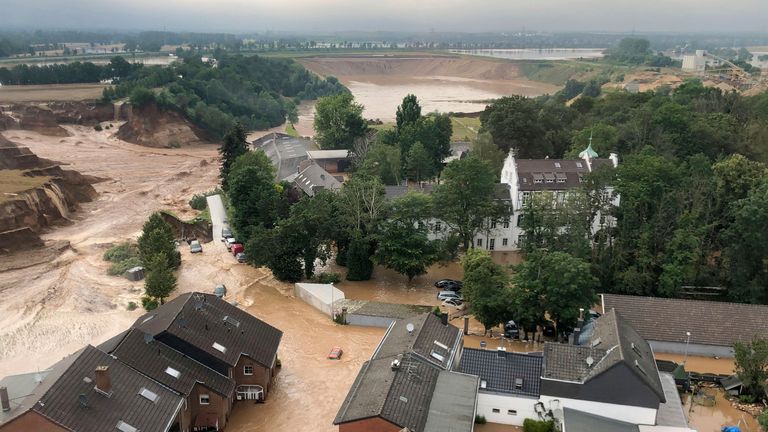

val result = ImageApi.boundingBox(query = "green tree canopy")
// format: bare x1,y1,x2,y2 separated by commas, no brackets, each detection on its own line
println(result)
219,122,248,190
734,336,768,399
433,157,511,249
405,141,435,183
137,212,180,271
461,249,511,334
480,95,548,157
143,254,177,304
357,144,402,185
313,92,368,149
470,132,506,178
396,94,421,132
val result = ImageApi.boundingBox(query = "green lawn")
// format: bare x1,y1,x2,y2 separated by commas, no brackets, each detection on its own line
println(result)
286,122,299,137
0,170,51,203
450,117,481,142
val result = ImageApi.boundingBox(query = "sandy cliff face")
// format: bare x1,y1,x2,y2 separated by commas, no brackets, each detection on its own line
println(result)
116,103,211,148
0,136,97,253
0,101,119,136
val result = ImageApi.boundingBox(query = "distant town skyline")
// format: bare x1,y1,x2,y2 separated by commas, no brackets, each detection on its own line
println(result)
2,0,767,34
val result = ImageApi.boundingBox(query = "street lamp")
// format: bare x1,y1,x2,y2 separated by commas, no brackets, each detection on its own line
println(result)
683,331,691,365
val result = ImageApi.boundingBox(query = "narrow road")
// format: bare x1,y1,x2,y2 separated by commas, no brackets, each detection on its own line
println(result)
206,194,227,242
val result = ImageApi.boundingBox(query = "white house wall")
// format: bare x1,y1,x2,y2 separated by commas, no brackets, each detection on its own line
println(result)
539,395,657,425
476,392,539,426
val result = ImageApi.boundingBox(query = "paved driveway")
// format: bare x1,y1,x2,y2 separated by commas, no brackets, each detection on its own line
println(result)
206,194,227,241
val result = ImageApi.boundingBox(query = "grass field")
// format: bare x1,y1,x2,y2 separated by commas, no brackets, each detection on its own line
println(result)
0,170,51,203
0,83,108,102
368,115,481,142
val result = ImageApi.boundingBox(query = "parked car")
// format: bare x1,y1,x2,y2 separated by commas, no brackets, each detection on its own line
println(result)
328,346,343,360
231,243,244,256
235,252,246,263
437,291,463,301
442,298,465,310
225,237,238,250
504,320,520,339
434,279,463,291
221,227,233,239
190,240,203,253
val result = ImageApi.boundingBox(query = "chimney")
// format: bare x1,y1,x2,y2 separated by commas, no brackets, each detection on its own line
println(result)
441,313,448,326
573,308,585,345
94,366,112,396
496,347,507,358
1,386,10,412
609,153,619,168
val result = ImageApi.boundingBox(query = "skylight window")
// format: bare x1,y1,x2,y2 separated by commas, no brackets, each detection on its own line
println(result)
430,351,445,363
223,315,241,328
165,367,181,379
480,380,487,389
576,162,583,168
138,387,159,403
116,420,138,432
141,315,155,324
212,342,227,353
554,162,561,168
433,340,449,351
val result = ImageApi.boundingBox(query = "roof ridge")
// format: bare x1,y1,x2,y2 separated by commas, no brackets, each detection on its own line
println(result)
602,293,768,309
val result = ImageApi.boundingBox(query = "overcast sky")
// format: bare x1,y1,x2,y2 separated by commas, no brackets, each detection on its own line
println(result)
2,0,766,34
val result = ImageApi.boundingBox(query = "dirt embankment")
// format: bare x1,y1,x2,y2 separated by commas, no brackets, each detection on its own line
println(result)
0,101,118,137
116,103,212,148
0,135,98,253
299,55,525,81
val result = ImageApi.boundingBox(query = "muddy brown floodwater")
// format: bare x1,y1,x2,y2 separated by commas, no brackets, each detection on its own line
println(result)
685,388,761,432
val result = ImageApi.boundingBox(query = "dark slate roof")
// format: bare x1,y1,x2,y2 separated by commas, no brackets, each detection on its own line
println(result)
293,162,342,196
516,158,613,191
384,185,434,199
111,329,235,398
458,348,542,397
32,345,183,432
494,183,511,201
543,309,665,401
602,294,768,348
132,292,283,368
373,313,463,370
333,353,440,431
96,329,130,354
562,407,639,432
422,371,479,432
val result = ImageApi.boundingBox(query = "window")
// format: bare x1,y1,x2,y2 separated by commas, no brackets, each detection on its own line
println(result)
545,178,554,184
435,222,442,232
576,162,583,168
517,214,525,227
508,410,518,416
430,351,445,363
556,177,566,183
212,342,227,353
476,238,482,247
491,221,497,229
554,162,561,168
116,421,139,432
533,178,543,184
502,238,508,246
489,239,495,251
165,367,180,379
244,365,254,376
199,394,210,405
480,380,487,389
138,387,159,403
223,315,241,328
514,378,523,390
492,408,500,414
521,191,531,206
503,220,509,229
418,221,425,229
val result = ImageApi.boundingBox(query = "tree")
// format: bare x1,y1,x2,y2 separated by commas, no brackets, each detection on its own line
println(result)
143,254,177,304
396,94,421,132
512,251,597,335
337,175,387,234
375,221,438,282
358,143,402,185
346,233,375,281
519,191,592,259
461,249,511,335
470,132,506,178
219,122,248,190
480,95,552,157
129,86,156,106
137,213,180,271
284,191,338,279
567,123,618,158
227,161,281,239
405,142,434,183
313,92,368,149
433,157,511,249
734,336,768,399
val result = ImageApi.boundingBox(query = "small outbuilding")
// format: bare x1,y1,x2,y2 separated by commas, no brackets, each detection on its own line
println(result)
124,266,145,281
720,375,744,396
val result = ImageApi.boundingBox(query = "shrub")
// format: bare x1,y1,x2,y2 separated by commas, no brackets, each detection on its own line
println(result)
740,394,757,404
108,256,142,276
432,306,442,316
104,242,138,262
474,415,486,424
314,272,341,284
523,419,554,432
141,296,158,311
167,138,181,148
94,124,103,131
188,189,222,210
126,301,138,311
333,313,348,325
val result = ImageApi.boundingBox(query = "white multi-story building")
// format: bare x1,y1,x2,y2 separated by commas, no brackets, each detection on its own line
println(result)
477,143,620,252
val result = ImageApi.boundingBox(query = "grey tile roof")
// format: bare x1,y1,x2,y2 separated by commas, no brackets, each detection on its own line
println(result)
458,348,542,397
254,133,310,180
516,158,613,191
562,407,639,432
602,294,768,348
373,313,463,370
293,162,342,196
333,353,440,431
111,329,235,398
542,310,665,401
132,292,283,368
32,345,183,432
0,370,52,425
422,371,479,432
351,301,432,319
